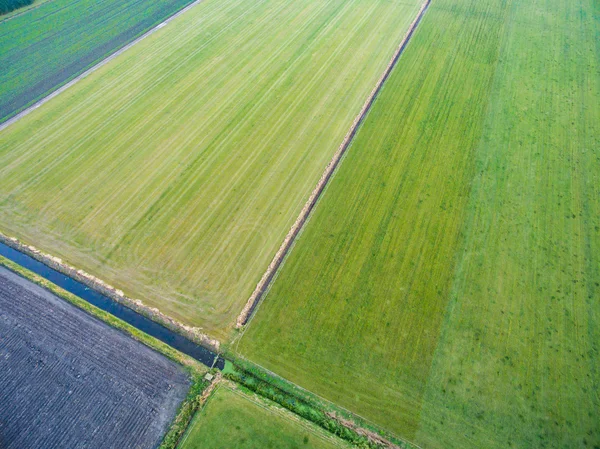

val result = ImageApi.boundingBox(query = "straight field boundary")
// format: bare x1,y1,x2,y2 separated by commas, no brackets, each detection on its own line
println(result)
236,0,432,327
0,0,204,130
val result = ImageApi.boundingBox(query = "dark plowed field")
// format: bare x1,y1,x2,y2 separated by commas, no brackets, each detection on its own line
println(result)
0,267,190,449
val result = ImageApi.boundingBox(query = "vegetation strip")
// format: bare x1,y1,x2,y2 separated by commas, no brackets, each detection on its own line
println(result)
0,0,203,129
0,235,221,356
158,374,218,449
222,356,415,449
178,381,351,449
235,0,432,327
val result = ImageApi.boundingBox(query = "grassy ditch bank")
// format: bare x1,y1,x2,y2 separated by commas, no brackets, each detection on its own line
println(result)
221,353,417,449
159,374,216,449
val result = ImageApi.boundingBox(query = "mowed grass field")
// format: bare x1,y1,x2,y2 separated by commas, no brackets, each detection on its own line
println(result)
0,0,422,339
178,385,349,449
239,0,600,447
0,0,195,122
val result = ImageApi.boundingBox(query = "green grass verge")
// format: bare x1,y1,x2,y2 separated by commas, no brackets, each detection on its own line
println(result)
0,0,421,339
0,0,195,122
221,355,415,449
238,0,600,446
178,383,350,449
0,255,211,448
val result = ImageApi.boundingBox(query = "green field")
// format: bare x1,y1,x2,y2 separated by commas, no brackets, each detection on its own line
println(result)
0,0,196,122
0,0,422,339
178,384,348,449
239,0,600,447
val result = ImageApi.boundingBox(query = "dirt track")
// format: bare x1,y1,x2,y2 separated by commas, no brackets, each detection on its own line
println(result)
0,267,190,449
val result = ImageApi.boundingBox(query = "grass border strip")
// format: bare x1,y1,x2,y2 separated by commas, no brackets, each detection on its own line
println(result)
222,354,421,449
159,373,221,449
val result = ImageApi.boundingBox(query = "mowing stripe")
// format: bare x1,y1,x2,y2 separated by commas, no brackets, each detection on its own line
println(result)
0,0,204,131
236,0,433,327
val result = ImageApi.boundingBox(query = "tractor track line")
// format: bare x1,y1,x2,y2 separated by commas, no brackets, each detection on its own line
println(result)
0,0,204,131
236,0,433,327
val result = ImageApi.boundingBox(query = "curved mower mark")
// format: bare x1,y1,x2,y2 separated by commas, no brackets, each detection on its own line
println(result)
236,0,433,327
0,240,225,370
0,0,204,130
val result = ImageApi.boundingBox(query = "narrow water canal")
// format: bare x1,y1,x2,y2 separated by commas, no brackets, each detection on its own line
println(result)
0,241,224,370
